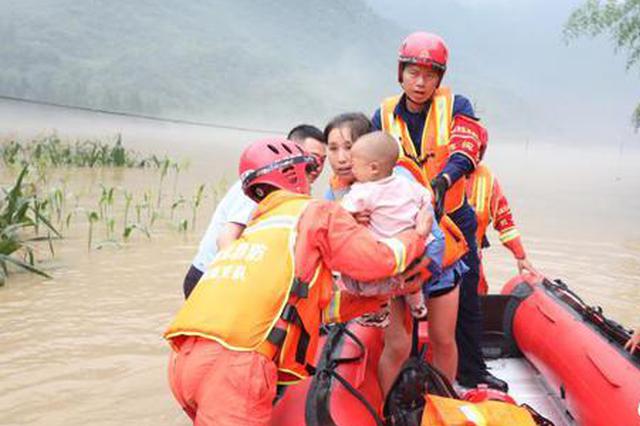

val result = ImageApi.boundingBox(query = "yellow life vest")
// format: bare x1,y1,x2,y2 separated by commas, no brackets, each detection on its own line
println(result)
380,87,466,214
422,395,538,426
467,164,495,249
164,191,326,384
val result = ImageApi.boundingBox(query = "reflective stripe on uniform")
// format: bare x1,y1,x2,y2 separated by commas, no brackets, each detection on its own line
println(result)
435,95,450,147
307,266,321,290
323,290,342,323
380,238,407,275
459,404,488,426
499,228,521,243
476,175,487,214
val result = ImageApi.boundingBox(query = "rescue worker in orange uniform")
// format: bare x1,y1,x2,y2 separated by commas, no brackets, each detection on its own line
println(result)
372,31,508,391
164,137,434,426
466,162,539,294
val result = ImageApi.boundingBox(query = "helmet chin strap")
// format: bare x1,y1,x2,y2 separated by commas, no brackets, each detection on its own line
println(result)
404,94,429,112
405,94,426,107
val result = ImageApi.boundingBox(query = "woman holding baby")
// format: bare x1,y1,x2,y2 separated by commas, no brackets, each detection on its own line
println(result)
323,112,464,396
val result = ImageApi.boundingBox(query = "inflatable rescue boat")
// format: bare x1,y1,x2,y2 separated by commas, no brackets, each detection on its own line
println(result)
271,275,640,426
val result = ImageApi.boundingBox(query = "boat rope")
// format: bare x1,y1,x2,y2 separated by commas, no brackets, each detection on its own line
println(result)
0,94,284,135
326,368,386,426
544,279,638,362
306,323,386,426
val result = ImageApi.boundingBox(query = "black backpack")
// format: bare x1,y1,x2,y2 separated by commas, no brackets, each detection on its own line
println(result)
383,319,458,426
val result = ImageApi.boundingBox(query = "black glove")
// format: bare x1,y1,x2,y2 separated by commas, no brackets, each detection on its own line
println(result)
431,175,449,221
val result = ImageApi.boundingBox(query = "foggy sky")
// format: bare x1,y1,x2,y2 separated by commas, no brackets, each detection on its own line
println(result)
365,0,640,145
0,0,638,146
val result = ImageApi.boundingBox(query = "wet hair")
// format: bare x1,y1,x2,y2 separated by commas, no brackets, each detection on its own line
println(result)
323,112,374,143
287,124,325,144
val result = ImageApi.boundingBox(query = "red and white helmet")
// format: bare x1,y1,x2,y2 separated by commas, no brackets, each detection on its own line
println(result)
238,137,316,201
398,32,449,82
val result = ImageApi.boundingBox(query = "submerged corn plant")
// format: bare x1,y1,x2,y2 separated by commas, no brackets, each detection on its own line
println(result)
191,184,206,230
0,134,176,169
49,187,66,226
122,190,133,234
123,224,151,242
156,157,171,209
86,211,99,251
98,184,116,240
171,160,190,204
0,166,60,284
170,196,186,221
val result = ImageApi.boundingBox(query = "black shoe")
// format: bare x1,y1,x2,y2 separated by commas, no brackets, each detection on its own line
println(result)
458,372,509,393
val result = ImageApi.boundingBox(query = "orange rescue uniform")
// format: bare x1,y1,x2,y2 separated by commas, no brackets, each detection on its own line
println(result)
164,190,426,425
466,164,526,294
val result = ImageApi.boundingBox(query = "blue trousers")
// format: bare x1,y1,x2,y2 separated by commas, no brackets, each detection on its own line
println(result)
449,203,486,378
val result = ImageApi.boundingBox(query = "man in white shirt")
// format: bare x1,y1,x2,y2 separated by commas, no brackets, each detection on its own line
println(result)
182,124,326,297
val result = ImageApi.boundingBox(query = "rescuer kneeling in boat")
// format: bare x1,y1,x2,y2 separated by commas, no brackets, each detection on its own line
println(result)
372,31,507,391
164,137,434,426
466,142,540,294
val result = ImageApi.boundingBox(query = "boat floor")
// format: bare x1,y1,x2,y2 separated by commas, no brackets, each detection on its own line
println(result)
486,358,574,426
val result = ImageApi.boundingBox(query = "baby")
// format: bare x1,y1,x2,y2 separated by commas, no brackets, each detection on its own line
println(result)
340,131,434,323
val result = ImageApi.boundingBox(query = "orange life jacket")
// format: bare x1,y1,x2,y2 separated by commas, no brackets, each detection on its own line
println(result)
380,87,466,214
466,164,522,251
165,192,332,384
439,215,469,269
422,395,537,426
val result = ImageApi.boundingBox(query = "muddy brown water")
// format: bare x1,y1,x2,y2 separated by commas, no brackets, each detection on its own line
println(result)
1,100,639,425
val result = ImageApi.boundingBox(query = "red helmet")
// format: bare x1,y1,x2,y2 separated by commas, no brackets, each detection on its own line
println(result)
398,32,449,82
238,137,316,201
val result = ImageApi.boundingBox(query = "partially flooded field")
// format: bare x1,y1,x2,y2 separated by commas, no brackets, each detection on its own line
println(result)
1,99,639,425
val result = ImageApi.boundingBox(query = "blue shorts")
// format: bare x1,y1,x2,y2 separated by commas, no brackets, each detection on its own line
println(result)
421,220,468,298
425,260,467,297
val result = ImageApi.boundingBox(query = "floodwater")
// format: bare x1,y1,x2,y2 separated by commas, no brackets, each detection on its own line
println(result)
0,99,639,425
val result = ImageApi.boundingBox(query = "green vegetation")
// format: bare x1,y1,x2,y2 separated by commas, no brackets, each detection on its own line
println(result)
565,0,640,129
0,135,222,283
0,166,60,285
1,134,172,168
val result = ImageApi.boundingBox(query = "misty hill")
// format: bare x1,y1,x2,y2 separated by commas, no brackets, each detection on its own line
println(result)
0,0,407,129
2,0,637,143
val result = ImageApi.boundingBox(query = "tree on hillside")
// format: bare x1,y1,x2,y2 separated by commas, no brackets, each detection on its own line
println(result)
564,0,640,130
